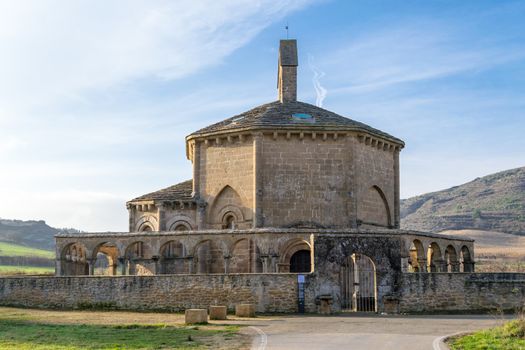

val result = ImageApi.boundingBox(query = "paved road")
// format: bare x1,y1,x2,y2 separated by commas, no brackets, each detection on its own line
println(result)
245,314,510,350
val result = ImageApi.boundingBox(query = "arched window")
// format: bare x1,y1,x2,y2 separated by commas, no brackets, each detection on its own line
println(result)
92,242,119,276
131,242,144,257
445,245,459,272
460,246,474,272
290,250,311,273
223,213,236,230
159,240,186,274
140,224,153,232
174,224,188,231
427,242,443,272
61,243,89,276
409,239,425,273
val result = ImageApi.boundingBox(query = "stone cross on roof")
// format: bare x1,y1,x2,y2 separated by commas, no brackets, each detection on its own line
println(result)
278,39,298,103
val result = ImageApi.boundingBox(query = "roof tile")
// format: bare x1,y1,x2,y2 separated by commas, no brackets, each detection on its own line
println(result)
130,180,193,202
188,100,404,144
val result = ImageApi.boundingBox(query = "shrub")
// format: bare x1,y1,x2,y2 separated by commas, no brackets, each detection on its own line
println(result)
502,319,525,339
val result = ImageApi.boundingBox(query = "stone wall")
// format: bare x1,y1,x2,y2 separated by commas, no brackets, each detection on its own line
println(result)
163,208,197,231
260,134,351,228
199,136,254,228
0,274,301,313
354,138,396,228
310,233,403,312
400,273,525,313
55,230,313,276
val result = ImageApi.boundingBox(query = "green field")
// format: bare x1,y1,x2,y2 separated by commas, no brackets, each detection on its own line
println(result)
449,319,525,350
0,242,54,258
0,242,54,275
0,307,244,349
0,265,54,275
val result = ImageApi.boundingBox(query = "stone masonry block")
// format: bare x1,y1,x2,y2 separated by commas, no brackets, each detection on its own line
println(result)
235,303,256,317
185,309,208,324
209,305,227,320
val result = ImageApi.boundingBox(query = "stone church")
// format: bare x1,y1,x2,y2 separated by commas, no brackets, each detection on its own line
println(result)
54,40,475,313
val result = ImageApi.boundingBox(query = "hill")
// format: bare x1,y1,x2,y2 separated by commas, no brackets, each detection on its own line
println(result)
0,241,54,259
0,219,81,250
400,166,525,235
0,241,55,275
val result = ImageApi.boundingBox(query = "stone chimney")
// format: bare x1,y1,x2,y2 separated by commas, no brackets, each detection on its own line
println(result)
277,39,298,103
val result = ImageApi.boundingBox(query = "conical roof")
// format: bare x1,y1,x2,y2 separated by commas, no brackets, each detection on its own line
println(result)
187,100,404,145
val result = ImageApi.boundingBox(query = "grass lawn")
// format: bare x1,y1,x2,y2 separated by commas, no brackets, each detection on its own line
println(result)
0,307,248,349
0,265,54,275
449,319,525,350
0,242,54,259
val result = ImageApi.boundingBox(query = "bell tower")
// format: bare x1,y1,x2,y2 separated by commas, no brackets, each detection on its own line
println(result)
277,39,298,102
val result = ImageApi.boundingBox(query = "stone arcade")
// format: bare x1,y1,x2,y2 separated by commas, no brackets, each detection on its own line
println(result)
3,40,523,315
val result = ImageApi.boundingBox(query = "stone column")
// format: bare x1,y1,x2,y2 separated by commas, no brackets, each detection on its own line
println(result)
87,259,95,276
271,254,279,273
196,201,207,230
152,255,160,275
111,263,117,276
157,205,166,231
393,148,401,228
417,259,428,273
118,257,126,275
192,140,201,196
55,258,62,276
261,255,269,273
352,254,360,312
348,136,358,228
464,262,475,272
192,140,207,230
435,259,446,272
187,256,194,274
253,133,264,228
127,203,135,232
224,256,231,274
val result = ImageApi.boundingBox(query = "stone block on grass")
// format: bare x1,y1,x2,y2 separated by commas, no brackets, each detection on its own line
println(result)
235,303,256,317
209,305,227,320
185,309,208,324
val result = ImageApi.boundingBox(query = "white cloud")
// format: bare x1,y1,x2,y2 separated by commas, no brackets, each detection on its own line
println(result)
0,0,316,230
318,23,525,95
0,0,313,113
0,188,127,231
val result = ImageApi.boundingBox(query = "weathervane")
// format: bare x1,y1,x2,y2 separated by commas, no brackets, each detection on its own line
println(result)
285,22,289,39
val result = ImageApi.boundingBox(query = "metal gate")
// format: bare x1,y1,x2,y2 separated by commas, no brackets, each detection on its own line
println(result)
340,253,376,312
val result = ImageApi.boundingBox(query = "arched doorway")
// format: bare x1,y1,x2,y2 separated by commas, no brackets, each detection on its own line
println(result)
409,239,425,272
427,242,443,272
123,241,153,275
92,242,119,276
341,254,377,312
159,240,186,274
61,243,88,276
230,239,257,273
279,239,312,273
460,246,474,272
193,240,225,274
445,245,459,272
290,250,311,273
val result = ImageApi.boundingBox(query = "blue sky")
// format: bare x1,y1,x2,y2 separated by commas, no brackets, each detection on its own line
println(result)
0,0,523,231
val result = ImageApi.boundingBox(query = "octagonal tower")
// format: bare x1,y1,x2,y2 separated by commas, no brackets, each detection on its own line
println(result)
183,40,404,231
